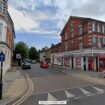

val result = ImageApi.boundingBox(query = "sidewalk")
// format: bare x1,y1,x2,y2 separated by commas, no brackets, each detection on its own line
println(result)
0,66,26,105
51,65,105,85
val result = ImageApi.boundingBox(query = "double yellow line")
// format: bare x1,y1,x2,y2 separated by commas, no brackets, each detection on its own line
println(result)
12,74,34,105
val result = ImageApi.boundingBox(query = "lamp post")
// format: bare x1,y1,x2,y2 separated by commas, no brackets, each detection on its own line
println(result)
0,52,5,99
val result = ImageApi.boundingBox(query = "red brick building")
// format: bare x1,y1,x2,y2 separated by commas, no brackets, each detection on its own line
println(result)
51,16,105,72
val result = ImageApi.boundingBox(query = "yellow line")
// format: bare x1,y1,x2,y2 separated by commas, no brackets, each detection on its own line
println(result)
12,74,34,105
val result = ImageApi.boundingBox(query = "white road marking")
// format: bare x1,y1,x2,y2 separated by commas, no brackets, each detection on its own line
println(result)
79,88,94,96
73,96,83,100
64,90,75,98
92,86,104,93
47,93,57,101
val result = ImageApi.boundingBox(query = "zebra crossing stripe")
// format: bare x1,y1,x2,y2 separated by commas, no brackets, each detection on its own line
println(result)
79,88,94,96
64,90,75,98
92,86,105,93
47,93,57,101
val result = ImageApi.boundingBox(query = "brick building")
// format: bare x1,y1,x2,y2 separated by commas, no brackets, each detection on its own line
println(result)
51,16,105,71
0,0,15,75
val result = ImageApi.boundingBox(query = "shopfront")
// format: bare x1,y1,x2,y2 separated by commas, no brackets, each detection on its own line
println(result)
98,56,105,72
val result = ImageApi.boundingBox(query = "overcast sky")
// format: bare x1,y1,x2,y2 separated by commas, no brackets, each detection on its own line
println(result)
8,0,105,49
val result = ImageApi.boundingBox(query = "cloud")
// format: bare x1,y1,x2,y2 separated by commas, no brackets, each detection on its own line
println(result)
8,6,40,32
8,0,105,37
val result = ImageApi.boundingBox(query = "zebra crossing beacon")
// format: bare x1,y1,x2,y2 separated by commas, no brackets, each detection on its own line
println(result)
0,52,5,99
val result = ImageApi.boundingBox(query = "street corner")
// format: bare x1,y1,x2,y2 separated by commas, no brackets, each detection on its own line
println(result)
4,77,26,99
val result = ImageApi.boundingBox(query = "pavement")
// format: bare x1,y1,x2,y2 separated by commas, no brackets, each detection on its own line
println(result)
50,65,105,85
0,66,26,105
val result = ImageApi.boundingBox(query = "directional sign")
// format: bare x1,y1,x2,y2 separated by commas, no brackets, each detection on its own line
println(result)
0,53,5,62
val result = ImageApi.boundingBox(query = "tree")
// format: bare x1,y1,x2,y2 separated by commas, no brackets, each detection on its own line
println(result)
14,42,29,60
28,47,39,60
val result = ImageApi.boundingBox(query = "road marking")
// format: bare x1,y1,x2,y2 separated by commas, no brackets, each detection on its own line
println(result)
73,96,83,100
79,88,94,96
12,73,34,105
47,93,57,101
64,90,75,98
92,86,104,93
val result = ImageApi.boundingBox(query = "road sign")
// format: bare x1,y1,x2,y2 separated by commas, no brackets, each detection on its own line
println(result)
0,53,5,62
16,53,21,59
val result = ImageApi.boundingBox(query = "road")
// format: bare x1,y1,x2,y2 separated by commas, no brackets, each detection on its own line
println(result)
20,63,105,105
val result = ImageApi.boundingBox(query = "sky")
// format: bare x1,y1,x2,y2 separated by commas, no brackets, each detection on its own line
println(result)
8,0,105,50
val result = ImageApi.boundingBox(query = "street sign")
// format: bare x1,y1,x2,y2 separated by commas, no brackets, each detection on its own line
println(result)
0,53,5,62
16,53,21,59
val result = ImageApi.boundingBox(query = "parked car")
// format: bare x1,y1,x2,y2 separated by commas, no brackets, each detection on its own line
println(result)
21,61,31,69
40,61,49,68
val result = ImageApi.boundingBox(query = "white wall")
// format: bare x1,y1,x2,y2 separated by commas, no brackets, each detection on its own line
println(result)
0,45,11,75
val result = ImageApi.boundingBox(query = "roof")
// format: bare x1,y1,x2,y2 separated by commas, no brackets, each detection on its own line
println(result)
60,16,105,36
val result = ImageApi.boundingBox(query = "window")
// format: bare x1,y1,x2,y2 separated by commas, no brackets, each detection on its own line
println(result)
97,24,100,33
65,32,67,40
78,25,82,35
93,36,97,48
0,23,3,41
88,22,92,33
79,43,83,49
71,40,74,49
0,2,3,13
92,22,96,32
65,42,68,50
102,24,104,33
78,38,83,49
71,29,74,38
98,37,102,48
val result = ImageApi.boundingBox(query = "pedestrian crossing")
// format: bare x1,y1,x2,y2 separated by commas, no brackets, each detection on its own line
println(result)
20,85,105,105
41,85,105,102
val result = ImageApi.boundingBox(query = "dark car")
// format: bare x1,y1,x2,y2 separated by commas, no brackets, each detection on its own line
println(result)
21,61,31,69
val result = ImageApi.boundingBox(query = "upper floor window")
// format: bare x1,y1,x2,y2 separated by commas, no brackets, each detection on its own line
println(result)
78,38,83,49
88,22,92,33
98,37,102,48
92,22,96,32
71,29,74,38
97,23,100,33
0,2,3,13
65,42,68,51
93,36,97,48
102,24,105,33
65,32,67,40
78,25,82,35
0,23,3,41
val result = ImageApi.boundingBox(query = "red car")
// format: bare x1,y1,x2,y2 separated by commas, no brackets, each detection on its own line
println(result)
40,62,49,68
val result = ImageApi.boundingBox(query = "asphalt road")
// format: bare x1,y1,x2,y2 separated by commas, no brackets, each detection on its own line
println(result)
21,63,105,105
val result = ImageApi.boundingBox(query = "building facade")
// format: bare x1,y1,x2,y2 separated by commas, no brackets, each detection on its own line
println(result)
0,0,15,75
51,16,105,72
